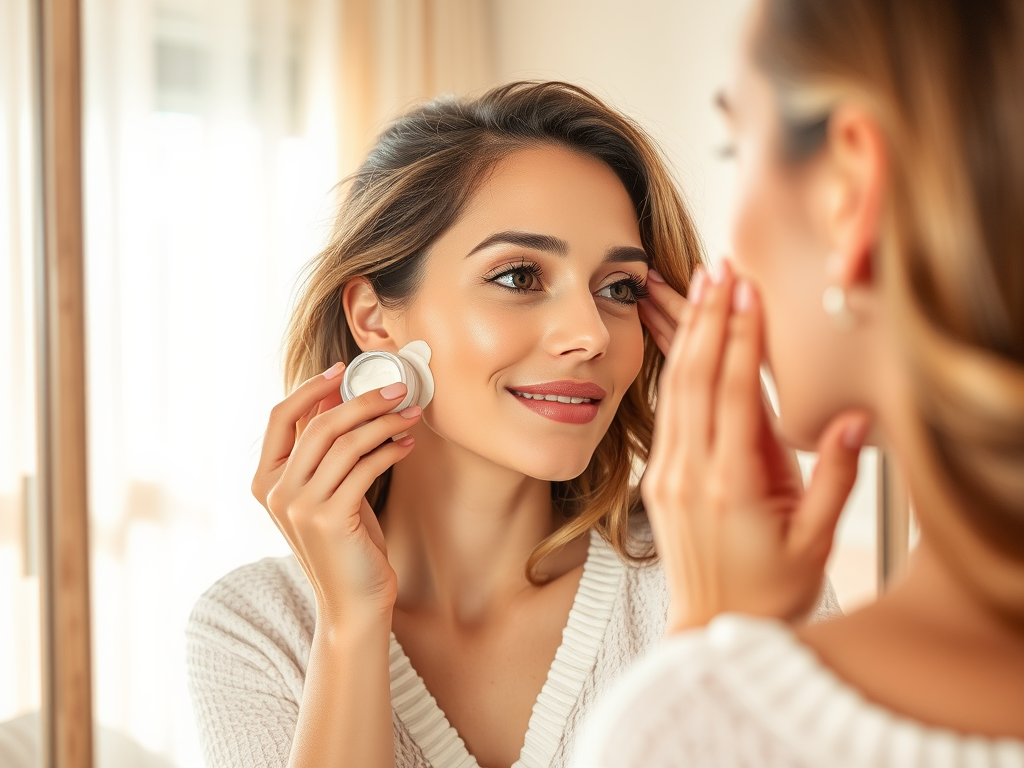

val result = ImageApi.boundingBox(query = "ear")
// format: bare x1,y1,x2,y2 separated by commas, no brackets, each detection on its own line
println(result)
819,105,888,289
342,277,397,353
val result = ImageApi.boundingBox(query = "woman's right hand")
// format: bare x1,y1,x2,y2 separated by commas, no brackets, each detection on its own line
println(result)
251,362,422,627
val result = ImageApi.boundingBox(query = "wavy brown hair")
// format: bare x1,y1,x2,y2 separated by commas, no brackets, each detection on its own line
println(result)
283,81,704,580
754,0,1024,559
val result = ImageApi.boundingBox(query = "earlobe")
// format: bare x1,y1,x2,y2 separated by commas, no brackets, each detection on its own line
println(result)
342,277,394,352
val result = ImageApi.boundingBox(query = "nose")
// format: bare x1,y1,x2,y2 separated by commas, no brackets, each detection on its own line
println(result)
543,286,611,361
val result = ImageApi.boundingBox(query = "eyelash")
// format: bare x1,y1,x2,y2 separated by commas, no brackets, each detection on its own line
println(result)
483,259,649,306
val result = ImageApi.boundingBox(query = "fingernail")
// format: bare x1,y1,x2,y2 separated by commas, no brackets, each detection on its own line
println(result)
733,280,754,312
719,259,734,282
689,271,708,304
399,405,421,419
842,416,869,450
323,362,345,380
396,435,415,447
380,382,408,400
647,269,665,283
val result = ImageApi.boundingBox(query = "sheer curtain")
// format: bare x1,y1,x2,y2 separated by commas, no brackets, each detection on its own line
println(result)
0,0,42,732
79,1,492,765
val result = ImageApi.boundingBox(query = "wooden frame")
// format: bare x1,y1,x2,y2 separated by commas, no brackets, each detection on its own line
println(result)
877,451,911,591
34,0,94,765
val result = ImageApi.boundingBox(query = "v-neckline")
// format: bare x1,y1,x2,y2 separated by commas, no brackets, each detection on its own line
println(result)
386,528,625,768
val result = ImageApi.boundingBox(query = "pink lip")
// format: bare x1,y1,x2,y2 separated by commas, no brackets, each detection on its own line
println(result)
506,380,606,425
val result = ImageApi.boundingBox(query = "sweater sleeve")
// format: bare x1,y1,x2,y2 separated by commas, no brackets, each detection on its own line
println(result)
570,627,804,768
185,558,314,768
811,575,843,622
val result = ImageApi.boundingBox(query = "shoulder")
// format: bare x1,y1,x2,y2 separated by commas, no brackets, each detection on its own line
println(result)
573,615,821,768
186,556,315,679
574,614,1024,768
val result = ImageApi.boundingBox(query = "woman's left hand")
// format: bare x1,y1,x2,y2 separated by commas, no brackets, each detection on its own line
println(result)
642,262,868,632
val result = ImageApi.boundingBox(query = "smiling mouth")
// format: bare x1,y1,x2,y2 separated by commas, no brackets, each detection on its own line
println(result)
510,390,595,404
505,381,606,424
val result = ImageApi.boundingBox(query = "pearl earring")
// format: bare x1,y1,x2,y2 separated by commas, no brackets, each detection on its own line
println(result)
822,285,855,329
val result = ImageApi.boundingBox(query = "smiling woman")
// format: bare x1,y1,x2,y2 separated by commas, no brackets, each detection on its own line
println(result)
185,81,840,768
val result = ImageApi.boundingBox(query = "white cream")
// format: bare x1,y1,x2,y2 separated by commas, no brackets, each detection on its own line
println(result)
340,340,434,413
346,356,404,394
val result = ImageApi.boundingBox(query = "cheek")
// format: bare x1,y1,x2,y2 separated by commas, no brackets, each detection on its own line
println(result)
730,153,843,448
613,315,645,394
401,296,533,425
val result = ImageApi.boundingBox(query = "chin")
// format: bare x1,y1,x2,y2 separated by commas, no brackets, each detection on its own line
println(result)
522,455,594,483
776,403,832,453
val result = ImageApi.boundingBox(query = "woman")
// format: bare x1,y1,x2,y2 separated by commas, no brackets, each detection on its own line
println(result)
577,1,1024,766
186,81,838,768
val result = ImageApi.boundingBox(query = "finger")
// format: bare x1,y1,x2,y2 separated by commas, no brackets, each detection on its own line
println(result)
300,408,421,498
648,269,708,462
258,362,347,474
715,279,765,471
645,268,716,509
646,275,690,324
288,395,419,495
673,263,736,457
332,436,416,508
639,301,674,355
297,387,344,442
790,411,869,559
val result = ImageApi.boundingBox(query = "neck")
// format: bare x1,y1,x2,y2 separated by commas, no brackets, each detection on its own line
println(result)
875,370,1024,628
881,534,1024,642
379,423,561,624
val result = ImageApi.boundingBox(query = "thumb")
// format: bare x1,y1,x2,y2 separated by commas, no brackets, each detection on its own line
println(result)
790,411,870,558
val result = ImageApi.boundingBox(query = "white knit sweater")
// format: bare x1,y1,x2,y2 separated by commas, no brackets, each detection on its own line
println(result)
573,613,1024,768
186,524,840,768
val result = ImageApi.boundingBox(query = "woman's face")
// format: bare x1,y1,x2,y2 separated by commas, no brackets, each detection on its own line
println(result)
384,145,648,481
722,12,864,449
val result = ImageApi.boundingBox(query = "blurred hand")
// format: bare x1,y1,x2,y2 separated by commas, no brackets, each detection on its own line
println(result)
251,364,421,627
642,263,868,632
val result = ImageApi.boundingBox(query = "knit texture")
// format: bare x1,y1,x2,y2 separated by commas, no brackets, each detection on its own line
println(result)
186,521,840,768
573,614,1024,768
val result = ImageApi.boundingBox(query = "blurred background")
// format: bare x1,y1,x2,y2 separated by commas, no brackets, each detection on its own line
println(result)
1,1,881,765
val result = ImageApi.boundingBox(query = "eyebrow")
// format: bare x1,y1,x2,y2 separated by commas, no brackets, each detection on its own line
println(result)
467,230,568,257
466,229,649,266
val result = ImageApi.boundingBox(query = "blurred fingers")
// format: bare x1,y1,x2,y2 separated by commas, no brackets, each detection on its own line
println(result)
715,279,765,471
790,411,869,560
673,264,736,456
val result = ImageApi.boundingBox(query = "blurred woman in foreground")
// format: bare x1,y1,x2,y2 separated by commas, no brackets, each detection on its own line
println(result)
578,0,1024,764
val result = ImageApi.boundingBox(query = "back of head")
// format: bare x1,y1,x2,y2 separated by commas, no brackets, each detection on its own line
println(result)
755,0,1024,561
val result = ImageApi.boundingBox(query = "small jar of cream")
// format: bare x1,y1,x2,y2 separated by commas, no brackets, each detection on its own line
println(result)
340,340,434,412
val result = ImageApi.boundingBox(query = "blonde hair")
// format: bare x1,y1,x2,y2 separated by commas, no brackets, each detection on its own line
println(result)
283,81,704,580
754,0,1024,557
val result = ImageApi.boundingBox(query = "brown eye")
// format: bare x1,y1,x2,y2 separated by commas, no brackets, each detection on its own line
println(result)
609,283,630,301
597,276,647,305
511,270,534,290
492,266,542,291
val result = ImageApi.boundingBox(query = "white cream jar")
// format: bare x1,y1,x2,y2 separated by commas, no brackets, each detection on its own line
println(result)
340,340,434,412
